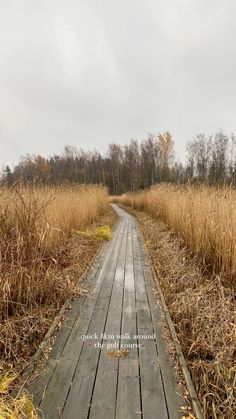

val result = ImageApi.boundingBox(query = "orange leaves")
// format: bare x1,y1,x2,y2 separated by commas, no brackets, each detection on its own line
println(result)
106,349,129,358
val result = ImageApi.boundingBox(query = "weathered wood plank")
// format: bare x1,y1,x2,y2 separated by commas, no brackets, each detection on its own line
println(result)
135,220,183,419
116,219,141,419
28,247,107,407
38,220,125,418
61,220,127,419
132,219,169,419
88,218,129,419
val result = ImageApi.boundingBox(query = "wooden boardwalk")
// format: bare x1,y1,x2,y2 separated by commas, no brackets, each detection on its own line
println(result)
29,205,182,419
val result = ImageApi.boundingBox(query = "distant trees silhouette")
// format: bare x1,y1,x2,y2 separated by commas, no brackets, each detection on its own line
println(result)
3,131,236,193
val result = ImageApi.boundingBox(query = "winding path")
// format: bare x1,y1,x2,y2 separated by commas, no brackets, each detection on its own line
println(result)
29,205,182,419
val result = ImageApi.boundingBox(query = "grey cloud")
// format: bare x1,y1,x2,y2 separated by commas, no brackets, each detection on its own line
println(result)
0,0,236,167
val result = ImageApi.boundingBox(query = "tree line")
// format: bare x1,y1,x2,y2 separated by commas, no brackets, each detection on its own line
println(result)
3,131,236,193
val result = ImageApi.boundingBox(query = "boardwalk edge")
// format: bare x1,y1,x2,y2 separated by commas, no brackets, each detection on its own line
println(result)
135,220,205,419
14,235,111,399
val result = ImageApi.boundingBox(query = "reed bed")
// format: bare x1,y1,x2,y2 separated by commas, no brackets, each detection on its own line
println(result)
113,185,236,418
0,184,109,367
114,184,236,285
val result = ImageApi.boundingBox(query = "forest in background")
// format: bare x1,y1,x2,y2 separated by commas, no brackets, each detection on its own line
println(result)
2,130,236,193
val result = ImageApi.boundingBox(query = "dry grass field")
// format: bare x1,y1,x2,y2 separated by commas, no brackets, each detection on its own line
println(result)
114,184,236,285
0,184,109,322
0,184,110,417
113,185,236,419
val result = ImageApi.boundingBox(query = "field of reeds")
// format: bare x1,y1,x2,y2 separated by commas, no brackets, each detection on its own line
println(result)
113,184,236,419
0,184,109,415
114,184,236,285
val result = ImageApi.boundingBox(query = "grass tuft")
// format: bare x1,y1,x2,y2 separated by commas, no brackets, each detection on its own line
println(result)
0,367,37,418
74,225,112,241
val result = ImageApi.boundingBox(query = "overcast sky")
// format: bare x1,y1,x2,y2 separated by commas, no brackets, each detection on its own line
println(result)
0,0,236,167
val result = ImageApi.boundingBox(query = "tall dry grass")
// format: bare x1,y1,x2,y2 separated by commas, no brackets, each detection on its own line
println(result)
113,185,236,418
114,184,236,286
0,184,109,367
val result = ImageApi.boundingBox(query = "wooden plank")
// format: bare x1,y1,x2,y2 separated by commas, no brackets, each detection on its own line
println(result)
38,220,125,419
28,299,86,407
28,249,106,407
116,219,141,419
88,218,129,419
132,219,169,419
135,220,183,419
61,220,127,419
